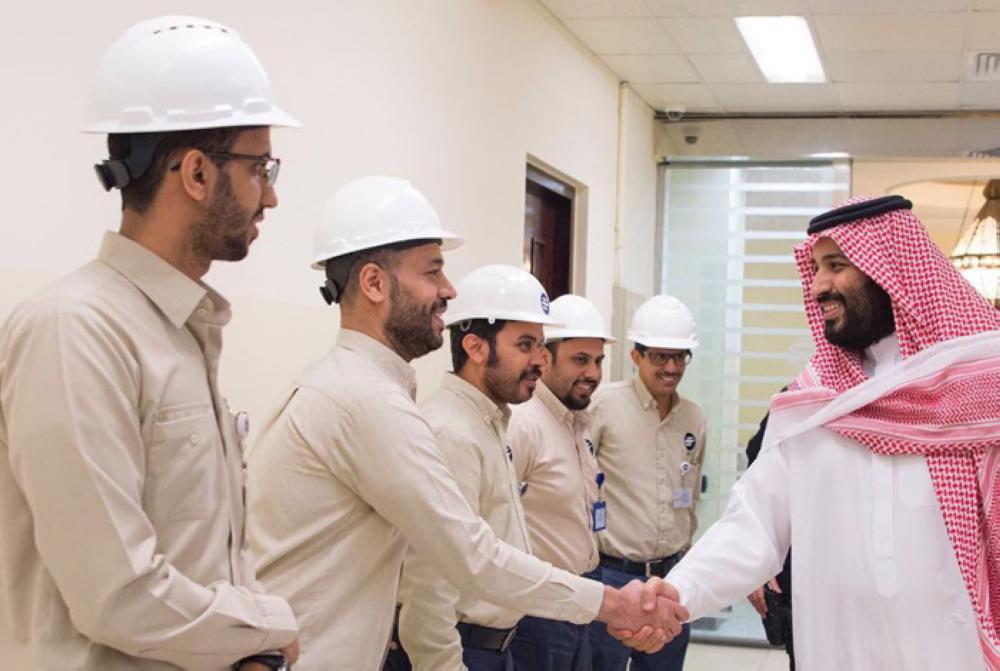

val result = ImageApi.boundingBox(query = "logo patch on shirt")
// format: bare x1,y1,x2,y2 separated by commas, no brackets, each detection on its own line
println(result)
585,438,595,454
684,432,696,451
506,445,514,462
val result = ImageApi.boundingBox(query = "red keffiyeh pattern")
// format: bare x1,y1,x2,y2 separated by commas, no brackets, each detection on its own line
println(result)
788,196,1000,666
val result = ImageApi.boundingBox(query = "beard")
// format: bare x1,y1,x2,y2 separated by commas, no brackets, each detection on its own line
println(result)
820,277,896,352
384,277,447,361
484,359,541,405
559,380,596,411
191,171,259,262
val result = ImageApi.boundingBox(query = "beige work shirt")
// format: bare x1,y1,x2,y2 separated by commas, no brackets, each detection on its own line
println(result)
398,373,531,670
0,232,297,671
247,330,604,671
509,380,601,576
590,378,707,561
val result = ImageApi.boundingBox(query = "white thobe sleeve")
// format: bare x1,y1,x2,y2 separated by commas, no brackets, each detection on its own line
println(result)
667,437,791,620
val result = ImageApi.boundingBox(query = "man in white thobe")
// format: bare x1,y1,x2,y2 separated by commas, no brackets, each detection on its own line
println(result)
666,194,1000,670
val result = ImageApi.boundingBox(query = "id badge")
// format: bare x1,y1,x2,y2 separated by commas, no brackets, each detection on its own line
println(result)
673,487,694,509
592,500,607,531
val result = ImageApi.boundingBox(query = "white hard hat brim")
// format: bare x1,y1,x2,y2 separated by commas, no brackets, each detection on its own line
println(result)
82,106,302,134
544,329,617,343
311,231,463,270
444,312,565,328
627,333,699,349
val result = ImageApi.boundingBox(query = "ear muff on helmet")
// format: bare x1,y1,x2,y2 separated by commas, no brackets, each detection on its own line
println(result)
94,132,164,191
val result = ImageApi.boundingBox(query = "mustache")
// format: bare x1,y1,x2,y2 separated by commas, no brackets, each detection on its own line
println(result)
519,365,542,381
816,291,844,305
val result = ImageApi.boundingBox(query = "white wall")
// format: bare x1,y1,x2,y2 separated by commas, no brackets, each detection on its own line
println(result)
0,0,660,425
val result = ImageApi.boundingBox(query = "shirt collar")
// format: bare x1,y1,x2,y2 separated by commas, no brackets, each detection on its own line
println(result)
632,375,680,417
863,331,901,378
441,372,511,428
535,379,590,429
97,231,228,329
337,329,418,399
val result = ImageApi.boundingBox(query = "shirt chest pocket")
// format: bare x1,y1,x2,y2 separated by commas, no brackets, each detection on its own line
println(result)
145,404,223,523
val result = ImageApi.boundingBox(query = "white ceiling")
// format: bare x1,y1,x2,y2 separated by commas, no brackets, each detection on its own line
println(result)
539,0,1000,114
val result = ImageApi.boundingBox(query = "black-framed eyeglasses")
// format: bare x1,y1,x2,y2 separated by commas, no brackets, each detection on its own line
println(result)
642,350,693,367
205,151,281,187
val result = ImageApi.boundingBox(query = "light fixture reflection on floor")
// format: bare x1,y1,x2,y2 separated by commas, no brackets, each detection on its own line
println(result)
951,180,1000,308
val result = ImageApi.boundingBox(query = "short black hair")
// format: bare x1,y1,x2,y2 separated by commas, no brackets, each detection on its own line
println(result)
544,340,560,363
450,318,507,372
107,126,249,213
633,342,649,354
325,238,441,305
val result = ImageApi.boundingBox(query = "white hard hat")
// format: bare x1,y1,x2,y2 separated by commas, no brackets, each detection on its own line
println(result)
313,176,463,269
627,295,699,349
544,295,616,342
444,265,562,327
83,16,300,134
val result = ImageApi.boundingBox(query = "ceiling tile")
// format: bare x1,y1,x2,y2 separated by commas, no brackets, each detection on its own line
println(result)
644,0,807,16
602,54,700,83
826,52,963,83
629,82,723,111
563,18,679,54
537,0,651,19
814,13,965,52
960,82,1000,107
965,13,1000,50
690,53,765,82
835,82,959,109
808,0,972,12
659,16,746,53
708,83,839,111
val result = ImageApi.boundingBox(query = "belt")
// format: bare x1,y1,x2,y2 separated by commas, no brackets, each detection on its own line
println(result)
456,621,519,653
599,551,684,578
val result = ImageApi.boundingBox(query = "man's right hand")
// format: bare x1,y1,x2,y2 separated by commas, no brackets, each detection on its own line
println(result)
747,577,780,617
597,579,689,653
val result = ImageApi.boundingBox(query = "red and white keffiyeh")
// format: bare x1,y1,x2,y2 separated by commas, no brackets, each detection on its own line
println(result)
785,196,1000,666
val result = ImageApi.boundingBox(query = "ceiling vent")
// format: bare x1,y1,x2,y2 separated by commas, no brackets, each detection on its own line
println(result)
968,53,1000,81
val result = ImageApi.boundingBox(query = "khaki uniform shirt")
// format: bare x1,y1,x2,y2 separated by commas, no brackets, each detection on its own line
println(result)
398,374,531,670
247,331,604,671
509,381,600,575
590,378,707,561
0,232,297,671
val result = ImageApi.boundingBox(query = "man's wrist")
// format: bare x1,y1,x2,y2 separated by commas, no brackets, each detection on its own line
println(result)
596,585,622,624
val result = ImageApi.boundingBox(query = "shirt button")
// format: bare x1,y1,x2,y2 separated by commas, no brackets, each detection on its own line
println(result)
189,433,201,445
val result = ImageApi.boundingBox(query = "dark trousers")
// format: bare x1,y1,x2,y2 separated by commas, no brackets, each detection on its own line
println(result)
585,565,690,671
463,647,514,671
509,615,592,671
383,644,512,671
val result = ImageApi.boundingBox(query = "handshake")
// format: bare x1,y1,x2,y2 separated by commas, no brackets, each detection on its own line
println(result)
597,578,688,654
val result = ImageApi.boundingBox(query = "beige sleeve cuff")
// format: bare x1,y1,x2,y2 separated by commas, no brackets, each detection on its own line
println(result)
255,594,299,652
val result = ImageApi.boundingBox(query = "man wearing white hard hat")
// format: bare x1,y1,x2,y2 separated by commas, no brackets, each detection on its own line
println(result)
506,294,615,670
588,295,707,671
0,17,300,671
395,264,561,670
246,178,688,669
